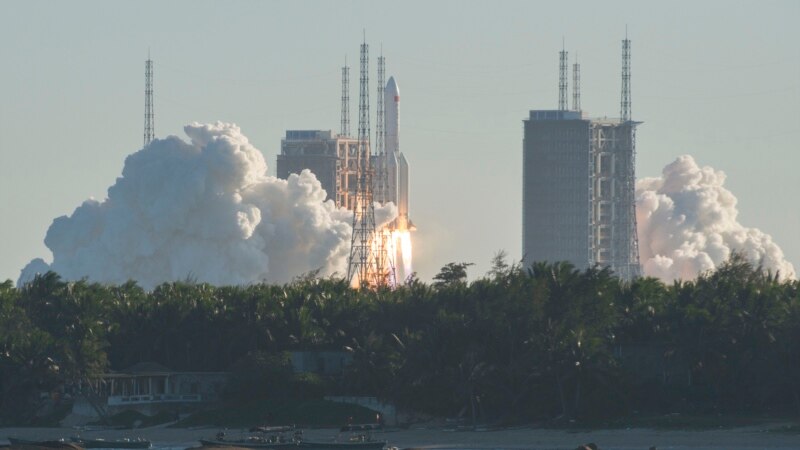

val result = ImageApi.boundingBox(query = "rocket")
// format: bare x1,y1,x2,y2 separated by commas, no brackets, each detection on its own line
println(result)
384,76,413,231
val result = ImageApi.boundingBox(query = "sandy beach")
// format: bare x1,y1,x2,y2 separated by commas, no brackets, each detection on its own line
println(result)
1,424,798,450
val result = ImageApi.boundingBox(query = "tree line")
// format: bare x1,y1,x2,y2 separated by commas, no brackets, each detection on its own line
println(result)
1,252,799,424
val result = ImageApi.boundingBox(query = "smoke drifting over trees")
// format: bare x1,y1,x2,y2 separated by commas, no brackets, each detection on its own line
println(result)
636,155,795,281
19,122,397,288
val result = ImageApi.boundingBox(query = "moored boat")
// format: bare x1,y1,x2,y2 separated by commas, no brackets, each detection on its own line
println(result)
69,438,150,449
198,439,296,450
297,425,386,450
7,438,79,450
199,429,297,450
297,442,386,450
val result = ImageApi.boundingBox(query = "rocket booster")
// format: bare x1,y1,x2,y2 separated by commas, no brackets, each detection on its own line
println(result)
384,76,412,231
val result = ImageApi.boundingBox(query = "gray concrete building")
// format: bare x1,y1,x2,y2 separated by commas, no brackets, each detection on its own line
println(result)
277,130,359,209
523,110,592,270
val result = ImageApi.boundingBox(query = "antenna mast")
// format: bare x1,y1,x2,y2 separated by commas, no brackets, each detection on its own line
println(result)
558,41,568,111
347,37,380,288
572,56,580,111
144,52,154,146
621,30,631,121
341,57,350,136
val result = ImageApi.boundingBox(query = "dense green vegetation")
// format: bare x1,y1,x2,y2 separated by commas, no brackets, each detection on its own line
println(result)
1,253,799,425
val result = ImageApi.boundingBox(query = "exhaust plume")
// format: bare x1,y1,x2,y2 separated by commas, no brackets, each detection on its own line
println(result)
636,155,795,281
19,122,396,288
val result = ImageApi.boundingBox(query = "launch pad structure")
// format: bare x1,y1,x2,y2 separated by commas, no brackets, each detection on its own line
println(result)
522,35,641,281
346,39,385,288
140,44,407,289
277,38,413,289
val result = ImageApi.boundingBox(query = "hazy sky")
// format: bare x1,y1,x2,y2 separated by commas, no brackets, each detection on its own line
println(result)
1,0,798,283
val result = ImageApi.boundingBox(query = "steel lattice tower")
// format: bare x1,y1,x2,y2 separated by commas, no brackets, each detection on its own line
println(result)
375,52,386,203
572,57,581,111
347,38,380,288
620,33,631,121
374,52,396,286
144,54,154,146
619,33,641,279
558,45,568,111
341,58,350,137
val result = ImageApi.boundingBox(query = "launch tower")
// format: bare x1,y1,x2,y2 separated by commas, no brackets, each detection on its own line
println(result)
346,38,395,288
276,41,412,287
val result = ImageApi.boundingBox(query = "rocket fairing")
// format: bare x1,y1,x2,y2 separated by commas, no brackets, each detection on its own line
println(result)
385,77,400,155
383,76,412,231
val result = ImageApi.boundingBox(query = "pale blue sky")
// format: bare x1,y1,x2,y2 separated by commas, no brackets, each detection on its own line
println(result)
1,0,798,283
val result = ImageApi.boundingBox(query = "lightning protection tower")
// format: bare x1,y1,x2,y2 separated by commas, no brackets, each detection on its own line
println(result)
341,58,350,137
375,51,386,203
620,31,631,121
144,53,154,146
558,43,568,111
347,38,381,288
374,51,397,286
616,31,641,280
572,57,581,111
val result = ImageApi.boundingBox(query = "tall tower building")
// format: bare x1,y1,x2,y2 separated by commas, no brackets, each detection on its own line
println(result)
522,40,641,280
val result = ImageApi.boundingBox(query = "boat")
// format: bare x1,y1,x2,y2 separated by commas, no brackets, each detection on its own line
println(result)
248,427,295,434
199,429,298,450
198,439,297,450
298,442,386,450
7,438,79,450
297,425,386,450
69,438,150,449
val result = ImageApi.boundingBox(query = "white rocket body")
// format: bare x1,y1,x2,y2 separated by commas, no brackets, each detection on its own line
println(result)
384,76,411,231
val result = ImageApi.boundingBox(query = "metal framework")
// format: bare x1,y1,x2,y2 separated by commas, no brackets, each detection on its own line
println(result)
590,33,641,280
587,121,640,281
620,34,631,121
620,33,640,279
374,52,396,286
341,58,350,137
625,125,642,279
375,52,386,203
587,34,641,281
572,58,581,111
347,39,380,288
558,46,568,111
144,54,154,146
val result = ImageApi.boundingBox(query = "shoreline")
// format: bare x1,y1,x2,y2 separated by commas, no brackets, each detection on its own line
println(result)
1,424,799,450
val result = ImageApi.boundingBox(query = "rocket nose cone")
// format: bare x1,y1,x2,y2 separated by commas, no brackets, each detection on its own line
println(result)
386,76,399,97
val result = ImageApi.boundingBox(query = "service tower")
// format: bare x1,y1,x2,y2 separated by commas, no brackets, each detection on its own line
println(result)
522,37,641,280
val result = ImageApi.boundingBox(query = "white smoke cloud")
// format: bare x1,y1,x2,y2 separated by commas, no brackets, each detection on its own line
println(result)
636,155,795,281
19,122,397,288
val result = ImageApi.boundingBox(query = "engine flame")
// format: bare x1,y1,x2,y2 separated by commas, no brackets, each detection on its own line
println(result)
395,229,413,282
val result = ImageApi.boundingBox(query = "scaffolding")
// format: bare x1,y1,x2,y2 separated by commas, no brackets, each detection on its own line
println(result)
346,38,395,288
589,120,640,280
